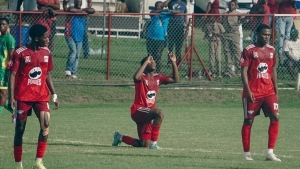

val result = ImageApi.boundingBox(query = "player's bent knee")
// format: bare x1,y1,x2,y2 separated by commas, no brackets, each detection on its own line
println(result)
40,111,50,136
244,118,253,125
156,110,164,120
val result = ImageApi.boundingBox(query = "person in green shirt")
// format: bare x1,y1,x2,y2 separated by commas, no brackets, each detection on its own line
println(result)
0,17,15,116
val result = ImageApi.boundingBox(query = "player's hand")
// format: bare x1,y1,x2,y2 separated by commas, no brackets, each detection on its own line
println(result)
52,94,59,110
247,91,255,103
8,98,16,110
168,51,176,63
147,55,153,64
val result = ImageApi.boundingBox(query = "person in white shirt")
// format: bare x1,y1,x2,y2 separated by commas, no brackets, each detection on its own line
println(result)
283,28,300,79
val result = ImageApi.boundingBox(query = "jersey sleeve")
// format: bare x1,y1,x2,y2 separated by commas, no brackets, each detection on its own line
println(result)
239,48,250,67
8,51,20,72
7,34,16,50
48,54,54,71
159,74,170,85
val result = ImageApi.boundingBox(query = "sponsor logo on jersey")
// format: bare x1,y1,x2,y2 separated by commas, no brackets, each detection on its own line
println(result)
25,56,31,63
257,62,269,79
28,67,42,85
7,60,13,67
44,56,49,62
146,90,156,104
253,52,258,58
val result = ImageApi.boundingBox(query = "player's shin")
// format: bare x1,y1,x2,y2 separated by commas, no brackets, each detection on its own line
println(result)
268,121,279,150
242,123,252,152
14,146,22,163
151,125,161,144
121,135,138,147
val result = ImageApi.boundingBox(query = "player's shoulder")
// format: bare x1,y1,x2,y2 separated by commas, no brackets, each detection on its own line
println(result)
40,47,51,53
266,44,275,51
14,46,28,55
244,44,256,51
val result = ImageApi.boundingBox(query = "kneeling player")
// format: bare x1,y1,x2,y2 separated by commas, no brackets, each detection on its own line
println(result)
112,53,179,149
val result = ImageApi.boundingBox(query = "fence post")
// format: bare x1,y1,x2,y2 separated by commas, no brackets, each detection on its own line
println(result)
106,12,112,80
272,14,275,46
189,14,194,81
18,12,22,47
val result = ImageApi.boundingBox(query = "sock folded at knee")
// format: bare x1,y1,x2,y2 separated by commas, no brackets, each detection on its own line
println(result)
36,141,47,159
14,146,22,162
242,123,252,152
268,121,279,149
151,125,161,142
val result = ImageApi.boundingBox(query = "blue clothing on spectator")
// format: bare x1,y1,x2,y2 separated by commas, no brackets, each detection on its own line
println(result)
167,0,187,26
296,0,300,9
148,11,171,41
71,16,86,42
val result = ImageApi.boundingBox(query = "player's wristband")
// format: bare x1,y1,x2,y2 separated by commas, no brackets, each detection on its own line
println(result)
53,94,58,103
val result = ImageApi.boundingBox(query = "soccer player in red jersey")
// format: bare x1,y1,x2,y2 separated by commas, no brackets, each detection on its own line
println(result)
239,24,281,162
112,53,179,149
7,24,59,169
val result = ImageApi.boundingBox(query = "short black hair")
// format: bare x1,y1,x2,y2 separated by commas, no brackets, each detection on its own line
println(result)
140,56,149,66
29,24,48,39
256,24,271,33
0,17,9,24
155,1,163,7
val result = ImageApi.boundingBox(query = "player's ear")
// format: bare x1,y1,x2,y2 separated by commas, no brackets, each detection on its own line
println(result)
35,37,39,42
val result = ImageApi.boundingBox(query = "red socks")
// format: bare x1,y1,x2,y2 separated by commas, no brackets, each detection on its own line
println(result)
241,123,252,152
36,142,47,158
14,146,22,162
268,121,279,149
121,136,136,146
151,125,161,142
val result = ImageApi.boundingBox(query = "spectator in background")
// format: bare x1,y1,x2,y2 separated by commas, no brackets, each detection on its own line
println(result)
36,0,60,52
204,16,225,78
249,0,270,43
16,0,37,11
277,0,296,65
115,0,129,13
64,0,95,79
63,0,94,59
232,0,244,53
283,27,300,79
163,0,187,65
205,0,227,22
221,0,243,77
147,1,173,73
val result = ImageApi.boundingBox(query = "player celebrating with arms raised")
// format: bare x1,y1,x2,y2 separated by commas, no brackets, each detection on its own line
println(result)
8,24,59,169
240,24,281,162
112,53,179,149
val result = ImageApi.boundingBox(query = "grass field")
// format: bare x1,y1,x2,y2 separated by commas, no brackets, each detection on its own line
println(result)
0,87,300,169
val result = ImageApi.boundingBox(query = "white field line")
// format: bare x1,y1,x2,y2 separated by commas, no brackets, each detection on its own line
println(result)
171,87,295,90
1,135,298,159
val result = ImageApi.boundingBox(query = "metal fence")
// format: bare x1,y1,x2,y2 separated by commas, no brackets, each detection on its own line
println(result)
0,11,299,87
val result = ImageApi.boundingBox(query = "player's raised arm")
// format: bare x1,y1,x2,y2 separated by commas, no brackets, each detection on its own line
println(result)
167,52,179,83
133,56,153,82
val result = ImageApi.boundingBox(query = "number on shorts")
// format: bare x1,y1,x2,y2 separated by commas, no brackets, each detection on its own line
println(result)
273,103,279,110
